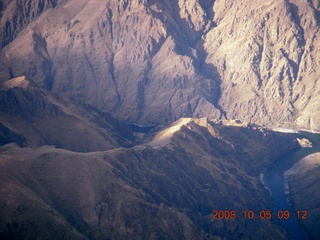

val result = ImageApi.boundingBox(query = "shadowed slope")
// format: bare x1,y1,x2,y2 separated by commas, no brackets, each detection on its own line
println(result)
0,119,299,239
0,76,133,152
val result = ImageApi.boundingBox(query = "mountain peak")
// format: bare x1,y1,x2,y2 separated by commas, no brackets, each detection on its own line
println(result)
150,118,192,146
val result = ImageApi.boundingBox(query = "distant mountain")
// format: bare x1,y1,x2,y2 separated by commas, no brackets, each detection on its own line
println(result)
1,0,320,129
0,118,299,239
0,76,133,151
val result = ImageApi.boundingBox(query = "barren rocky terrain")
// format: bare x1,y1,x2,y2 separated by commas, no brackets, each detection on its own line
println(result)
0,74,301,239
1,0,320,239
0,76,133,151
0,116,299,239
1,0,320,129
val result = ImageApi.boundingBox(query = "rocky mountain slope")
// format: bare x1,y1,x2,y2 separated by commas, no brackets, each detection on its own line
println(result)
1,0,320,129
0,76,133,151
0,117,300,240
285,152,320,240
205,0,320,130
0,74,314,239
1,0,320,239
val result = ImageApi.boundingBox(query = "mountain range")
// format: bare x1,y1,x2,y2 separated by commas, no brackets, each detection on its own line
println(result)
0,77,299,239
1,0,320,129
1,0,320,239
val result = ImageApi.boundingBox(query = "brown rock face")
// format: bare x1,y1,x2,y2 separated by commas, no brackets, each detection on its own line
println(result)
0,0,67,48
0,0,222,125
1,1,320,238
2,0,319,129
205,0,320,130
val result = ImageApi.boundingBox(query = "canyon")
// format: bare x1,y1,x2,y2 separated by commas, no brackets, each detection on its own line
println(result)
1,0,320,239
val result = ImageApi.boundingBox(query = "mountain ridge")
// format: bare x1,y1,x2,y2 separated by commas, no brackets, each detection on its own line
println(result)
2,0,320,129
1,1,320,239
0,76,133,151
0,116,300,239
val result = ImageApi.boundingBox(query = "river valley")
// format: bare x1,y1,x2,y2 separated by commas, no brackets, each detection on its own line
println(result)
264,131,320,240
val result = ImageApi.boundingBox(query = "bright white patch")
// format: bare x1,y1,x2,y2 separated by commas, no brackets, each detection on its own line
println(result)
259,173,265,185
299,129,320,134
284,182,290,195
271,127,299,133
296,138,312,148
0,76,29,90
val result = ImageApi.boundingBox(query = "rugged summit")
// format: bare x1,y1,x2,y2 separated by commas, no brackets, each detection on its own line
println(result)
1,0,320,129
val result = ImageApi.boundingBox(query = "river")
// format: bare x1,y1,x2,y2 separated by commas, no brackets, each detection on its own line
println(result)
263,131,320,240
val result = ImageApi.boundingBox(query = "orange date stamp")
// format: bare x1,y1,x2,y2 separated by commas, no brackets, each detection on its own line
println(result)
212,210,307,220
